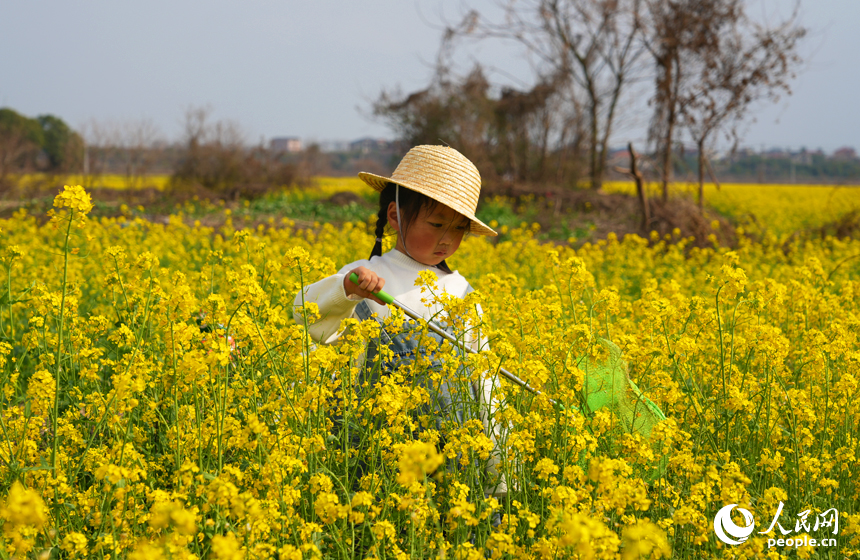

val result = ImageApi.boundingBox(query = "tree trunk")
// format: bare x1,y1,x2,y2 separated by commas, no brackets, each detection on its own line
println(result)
537,112,550,181
655,48,681,203
697,138,705,212
589,104,601,190
661,125,673,203
629,142,649,231
661,99,675,203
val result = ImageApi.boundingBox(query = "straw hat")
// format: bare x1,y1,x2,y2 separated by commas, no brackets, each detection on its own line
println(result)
358,145,498,237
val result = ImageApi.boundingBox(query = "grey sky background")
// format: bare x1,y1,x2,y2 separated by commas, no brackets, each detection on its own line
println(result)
1,1,856,153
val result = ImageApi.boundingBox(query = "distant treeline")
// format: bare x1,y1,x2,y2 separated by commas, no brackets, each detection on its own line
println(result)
664,152,860,184
4,101,858,202
0,105,405,199
0,108,83,186
715,154,860,184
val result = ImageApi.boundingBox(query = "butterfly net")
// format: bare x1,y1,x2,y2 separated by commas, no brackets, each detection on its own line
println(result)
576,337,668,480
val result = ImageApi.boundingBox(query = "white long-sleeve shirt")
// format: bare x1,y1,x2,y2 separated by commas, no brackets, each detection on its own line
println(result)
293,249,478,346
292,248,507,495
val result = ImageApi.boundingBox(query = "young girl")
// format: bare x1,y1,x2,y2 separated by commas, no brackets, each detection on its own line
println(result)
292,145,507,497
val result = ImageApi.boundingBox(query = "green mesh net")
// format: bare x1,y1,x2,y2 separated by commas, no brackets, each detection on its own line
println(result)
576,337,668,481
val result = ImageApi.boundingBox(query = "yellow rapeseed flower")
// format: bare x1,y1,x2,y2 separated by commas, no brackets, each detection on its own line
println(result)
621,520,670,560
396,440,444,487
60,531,88,557
1,482,49,556
210,532,243,560
1,482,48,528
53,185,93,215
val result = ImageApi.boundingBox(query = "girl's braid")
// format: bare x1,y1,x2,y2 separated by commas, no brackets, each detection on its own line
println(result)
369,204,386,260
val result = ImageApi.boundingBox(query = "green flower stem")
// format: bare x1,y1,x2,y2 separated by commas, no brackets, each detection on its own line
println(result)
6,263,14,338
52,209,74,470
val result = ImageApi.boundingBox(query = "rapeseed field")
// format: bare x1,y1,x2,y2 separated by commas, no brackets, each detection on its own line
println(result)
603,181,860,237
15,174,171,192
0,185,858,559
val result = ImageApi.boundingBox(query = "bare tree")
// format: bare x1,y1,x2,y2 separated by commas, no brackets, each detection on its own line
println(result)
614,142,650,229
173,105,248,194
494,68,582,183
642,0,743,202
172,105,297,199
681,6,805,210
373,63,582,187
375,0,805,197
643,0,804,203
443,0,646,189
120,118,162,189
79,118,122,189
374,66,497,168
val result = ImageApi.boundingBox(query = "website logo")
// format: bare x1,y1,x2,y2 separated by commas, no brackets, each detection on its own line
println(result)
714,504,755,545
712,501,839,550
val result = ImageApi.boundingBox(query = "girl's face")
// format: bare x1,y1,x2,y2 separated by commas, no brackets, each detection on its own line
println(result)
388,201,470,266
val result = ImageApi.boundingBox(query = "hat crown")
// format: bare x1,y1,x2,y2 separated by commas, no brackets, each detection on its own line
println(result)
389,146,481,217
357,144,497,237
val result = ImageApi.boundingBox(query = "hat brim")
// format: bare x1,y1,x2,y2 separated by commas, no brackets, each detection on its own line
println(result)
358,171,498,237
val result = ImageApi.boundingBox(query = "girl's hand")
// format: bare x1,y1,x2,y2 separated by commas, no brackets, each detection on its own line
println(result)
344,266,387,305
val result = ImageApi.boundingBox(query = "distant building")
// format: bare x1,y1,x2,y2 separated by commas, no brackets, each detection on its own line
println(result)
349,137,390,154
763,148,789,159
606,147,631,167
677,144,700,157
318,140,351,153
833,146,858,160
732,147,757,159
270,137,303,153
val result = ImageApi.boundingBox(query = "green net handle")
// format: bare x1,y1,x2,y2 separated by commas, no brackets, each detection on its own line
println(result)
348,272,394,305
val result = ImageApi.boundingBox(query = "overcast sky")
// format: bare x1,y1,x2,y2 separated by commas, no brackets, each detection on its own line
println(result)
1,1,856,153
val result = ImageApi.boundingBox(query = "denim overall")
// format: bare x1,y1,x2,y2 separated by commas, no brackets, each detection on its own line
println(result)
353,295,480,432
351,292,504,528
